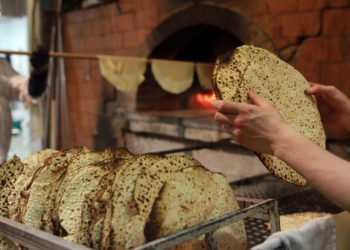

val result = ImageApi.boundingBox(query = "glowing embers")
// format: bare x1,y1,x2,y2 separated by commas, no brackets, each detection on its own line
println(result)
188,91,216,109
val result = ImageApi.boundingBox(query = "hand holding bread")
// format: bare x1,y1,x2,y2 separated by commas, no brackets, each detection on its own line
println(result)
306,83,350,140
212,90,287,155
211,45,326,186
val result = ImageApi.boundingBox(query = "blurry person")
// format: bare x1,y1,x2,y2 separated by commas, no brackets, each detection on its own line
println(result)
0,58,34,164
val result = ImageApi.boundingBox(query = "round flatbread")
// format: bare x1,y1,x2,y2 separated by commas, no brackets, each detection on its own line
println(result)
212,45,326,186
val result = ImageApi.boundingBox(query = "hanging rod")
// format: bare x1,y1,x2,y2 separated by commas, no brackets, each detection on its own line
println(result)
0,50,214,65
0,49,98,60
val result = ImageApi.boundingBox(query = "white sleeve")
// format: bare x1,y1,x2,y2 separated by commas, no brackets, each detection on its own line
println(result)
251,216,336,250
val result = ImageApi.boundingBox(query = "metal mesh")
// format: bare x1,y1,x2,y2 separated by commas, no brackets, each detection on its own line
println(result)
244,217,270,248
232,173,342,248
232,173,341,214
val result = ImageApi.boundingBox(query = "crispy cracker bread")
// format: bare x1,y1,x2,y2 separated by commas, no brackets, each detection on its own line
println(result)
280,212,329,231
0,148,247,250
105,154,163,250
146,167,247,250
21,147,89,231
0,155,24,250
0,155,24,218
8,149,57,222
212,45,326,186
58,163,112,245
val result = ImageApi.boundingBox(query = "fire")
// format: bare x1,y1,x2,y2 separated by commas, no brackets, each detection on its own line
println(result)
190,91,216,109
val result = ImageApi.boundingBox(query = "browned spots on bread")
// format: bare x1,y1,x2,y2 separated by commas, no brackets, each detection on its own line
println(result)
212,45,326,186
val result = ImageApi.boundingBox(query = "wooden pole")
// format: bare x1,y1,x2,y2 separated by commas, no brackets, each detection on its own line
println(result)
0,49,97,60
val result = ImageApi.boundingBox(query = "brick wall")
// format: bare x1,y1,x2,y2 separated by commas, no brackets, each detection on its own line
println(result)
62,0,350,148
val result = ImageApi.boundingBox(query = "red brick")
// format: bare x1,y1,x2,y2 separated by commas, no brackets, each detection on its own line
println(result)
89,19,103,36
82,7,101,21
122,29,148,48
295,37,328,62
120,48,139,56
273,37,298,49
68,97,82,113
100,3,118,18
141,0,160,10
77,82,103,99
266,0,298,14
79,21,93,38
84,35,103,51
226,0,268,16
67,81,79,99
323,8,350,36
292,61,321,82
78,99,101,115
63,10,85,23
119,0,141,13
327,0,350,7
265,11,321,38
115,14,135,32
73,127,93,148
82,113,98,131
298,0,328,11
327,36,350,62
135,9,158,29
319,62,350,88
100,17,115,35
109,34,123,49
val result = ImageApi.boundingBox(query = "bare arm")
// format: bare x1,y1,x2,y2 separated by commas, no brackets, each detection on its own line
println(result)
212,90,350,210
273,124,350,210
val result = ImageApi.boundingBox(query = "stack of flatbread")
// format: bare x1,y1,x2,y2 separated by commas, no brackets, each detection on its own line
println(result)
279,212,330,231
212,45,326,186
0,147,246,250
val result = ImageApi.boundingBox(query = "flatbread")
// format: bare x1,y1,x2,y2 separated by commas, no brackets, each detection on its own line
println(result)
0,155,24,218
280,212,329,231
53,148,132,236
8,148,57,221
21,147,89,231
145,167,247,250
58,163,113,245
0,155,24,250
145,166,219,239
212,45,326,186
106,154,163,250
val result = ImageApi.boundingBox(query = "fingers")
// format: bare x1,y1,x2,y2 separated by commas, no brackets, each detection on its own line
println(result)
248,90,268,106
214,112,237,125
305,84,339,97
212,100,248,114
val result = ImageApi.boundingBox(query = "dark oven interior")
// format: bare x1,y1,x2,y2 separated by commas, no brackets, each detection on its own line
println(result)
136,24,243,111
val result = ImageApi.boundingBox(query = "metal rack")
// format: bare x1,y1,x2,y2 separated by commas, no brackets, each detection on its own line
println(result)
0,197,279,250
136,197,279,250
0,142,281,249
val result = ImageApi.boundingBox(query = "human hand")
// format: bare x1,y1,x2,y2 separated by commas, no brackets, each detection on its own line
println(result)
212,91,289,154
305,83,350,140
8,75,36,105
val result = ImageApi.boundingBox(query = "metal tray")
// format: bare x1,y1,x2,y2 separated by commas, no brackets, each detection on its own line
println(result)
0,197,279,250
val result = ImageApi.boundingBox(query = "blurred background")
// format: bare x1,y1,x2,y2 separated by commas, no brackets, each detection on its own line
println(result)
1,0,350,181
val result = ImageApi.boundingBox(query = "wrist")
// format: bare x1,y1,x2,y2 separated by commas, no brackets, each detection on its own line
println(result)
270,124,301,158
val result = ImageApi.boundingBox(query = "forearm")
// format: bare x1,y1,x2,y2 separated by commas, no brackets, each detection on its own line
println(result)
273,125,350,210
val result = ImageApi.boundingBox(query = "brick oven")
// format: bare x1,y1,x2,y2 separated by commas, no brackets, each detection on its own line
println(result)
113,4,281,181
62,0,350,181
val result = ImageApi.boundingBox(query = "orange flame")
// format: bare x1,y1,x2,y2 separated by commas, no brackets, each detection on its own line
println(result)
190,91,216,109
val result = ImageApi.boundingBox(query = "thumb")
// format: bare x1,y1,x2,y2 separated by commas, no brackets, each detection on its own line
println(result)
248,90,267,106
